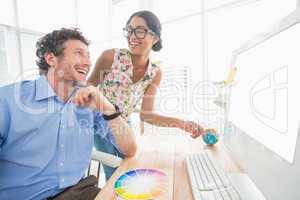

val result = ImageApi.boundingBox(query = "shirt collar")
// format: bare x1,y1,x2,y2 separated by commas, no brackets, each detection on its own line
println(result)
35,75,56,101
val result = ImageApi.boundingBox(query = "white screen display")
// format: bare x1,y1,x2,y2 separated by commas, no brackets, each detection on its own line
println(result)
229,24,300,164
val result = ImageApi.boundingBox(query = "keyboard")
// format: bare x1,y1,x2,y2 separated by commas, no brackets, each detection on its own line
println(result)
185,151,242,200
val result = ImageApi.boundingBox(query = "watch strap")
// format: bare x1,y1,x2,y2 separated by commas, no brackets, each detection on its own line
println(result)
103,104,121,121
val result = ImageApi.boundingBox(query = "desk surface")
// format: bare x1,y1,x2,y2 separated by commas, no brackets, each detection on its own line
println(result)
96,131,241,200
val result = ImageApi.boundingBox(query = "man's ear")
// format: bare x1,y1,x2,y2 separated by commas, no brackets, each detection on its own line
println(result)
44,52,57,68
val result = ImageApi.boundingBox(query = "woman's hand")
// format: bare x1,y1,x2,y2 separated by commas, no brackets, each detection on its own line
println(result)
180,120,205,138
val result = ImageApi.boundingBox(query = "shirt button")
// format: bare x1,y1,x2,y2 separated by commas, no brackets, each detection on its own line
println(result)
60,162,64,166
60,144,64,149
61,178,65,182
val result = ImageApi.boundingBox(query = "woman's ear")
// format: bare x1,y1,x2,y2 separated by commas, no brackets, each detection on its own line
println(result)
153,36,159,46
44,53,57,68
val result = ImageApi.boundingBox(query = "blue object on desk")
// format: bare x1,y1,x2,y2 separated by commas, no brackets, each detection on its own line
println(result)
202,129,219,145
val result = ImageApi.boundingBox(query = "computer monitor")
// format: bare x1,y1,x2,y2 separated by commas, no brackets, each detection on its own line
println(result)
224,7,300,200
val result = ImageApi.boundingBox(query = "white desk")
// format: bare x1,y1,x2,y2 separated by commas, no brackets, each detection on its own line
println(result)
96,132,240,200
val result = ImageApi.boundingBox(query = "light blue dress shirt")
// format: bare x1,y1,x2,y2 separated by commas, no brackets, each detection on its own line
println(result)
0,76,118,200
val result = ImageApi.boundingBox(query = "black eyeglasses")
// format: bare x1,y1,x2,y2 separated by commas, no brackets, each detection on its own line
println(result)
123,27,155,39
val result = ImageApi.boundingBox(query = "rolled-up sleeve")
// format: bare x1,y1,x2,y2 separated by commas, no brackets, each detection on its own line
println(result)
93,111,119,150
0,98,10,152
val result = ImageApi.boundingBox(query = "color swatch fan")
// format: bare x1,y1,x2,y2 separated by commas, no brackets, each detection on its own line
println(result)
114,168,168,200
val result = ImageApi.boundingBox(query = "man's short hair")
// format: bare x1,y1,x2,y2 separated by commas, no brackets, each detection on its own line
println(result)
35,28,90,75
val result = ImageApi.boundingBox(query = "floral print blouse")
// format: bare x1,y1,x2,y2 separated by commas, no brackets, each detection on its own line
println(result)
99,48,160,121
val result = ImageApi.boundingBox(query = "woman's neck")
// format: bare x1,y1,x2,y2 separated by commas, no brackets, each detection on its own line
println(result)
131,54,149,70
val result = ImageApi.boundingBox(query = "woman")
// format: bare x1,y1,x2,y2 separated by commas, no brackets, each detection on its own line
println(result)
88,10,205,180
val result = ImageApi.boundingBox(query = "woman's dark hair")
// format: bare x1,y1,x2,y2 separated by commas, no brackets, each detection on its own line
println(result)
36,27,90,75
126,10,162,51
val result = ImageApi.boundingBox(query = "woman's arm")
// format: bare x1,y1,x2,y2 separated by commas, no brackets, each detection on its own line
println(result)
140,69,204,138
88,49,114,86
140,69,180,127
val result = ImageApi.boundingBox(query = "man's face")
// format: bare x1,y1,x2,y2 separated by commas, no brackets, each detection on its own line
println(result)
54,39,91,83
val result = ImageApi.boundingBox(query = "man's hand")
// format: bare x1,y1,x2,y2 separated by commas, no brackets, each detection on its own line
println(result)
73,86,137,157
73,86,115,114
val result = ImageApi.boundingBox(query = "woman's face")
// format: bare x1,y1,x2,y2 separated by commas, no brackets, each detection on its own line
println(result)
125,16,158,56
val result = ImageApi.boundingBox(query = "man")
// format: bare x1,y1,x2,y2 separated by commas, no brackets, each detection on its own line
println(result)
0,28,137,200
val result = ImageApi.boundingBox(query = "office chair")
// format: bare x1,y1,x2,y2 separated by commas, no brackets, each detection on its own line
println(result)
87,150,123,180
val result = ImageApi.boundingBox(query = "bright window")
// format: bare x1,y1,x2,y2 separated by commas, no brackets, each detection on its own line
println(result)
153,0,203,23
0,28,10,85
17,0,76,32
206,0,296,81
0,0,15,26
112,0,140,38
21,33,41,73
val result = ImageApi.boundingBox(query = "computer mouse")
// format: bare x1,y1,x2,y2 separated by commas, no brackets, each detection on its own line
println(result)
202,128,219,145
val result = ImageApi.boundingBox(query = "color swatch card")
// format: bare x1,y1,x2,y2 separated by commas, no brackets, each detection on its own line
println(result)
114,168,168,200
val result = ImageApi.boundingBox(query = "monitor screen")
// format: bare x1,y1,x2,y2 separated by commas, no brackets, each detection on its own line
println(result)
228,20,300,164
